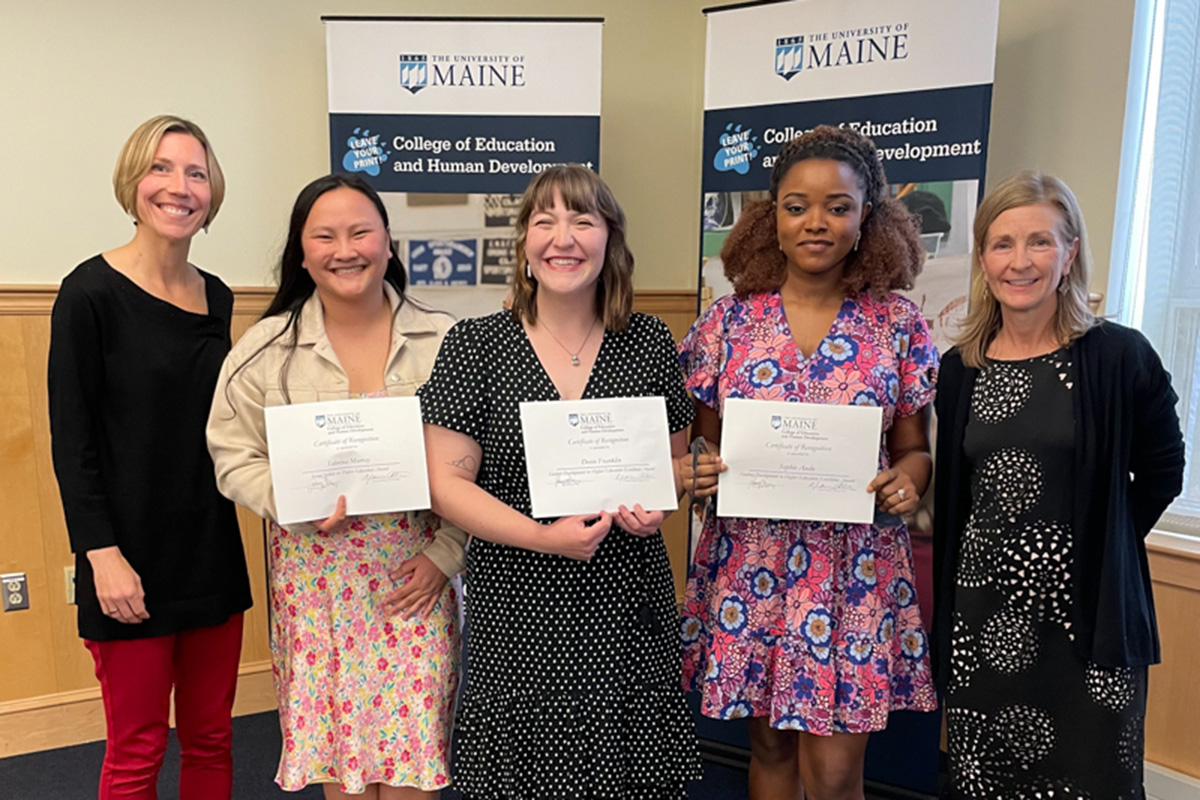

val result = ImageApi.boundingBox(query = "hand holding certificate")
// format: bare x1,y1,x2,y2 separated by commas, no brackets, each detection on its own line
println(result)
520,397,678,519
264,397,431,526
717,398,883,524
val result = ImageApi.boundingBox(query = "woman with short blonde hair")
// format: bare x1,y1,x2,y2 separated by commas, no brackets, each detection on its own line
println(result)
49,115,251,800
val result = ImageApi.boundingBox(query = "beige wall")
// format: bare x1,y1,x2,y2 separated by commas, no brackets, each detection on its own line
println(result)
987,0,1137,302
0,0,710,289
0,1,1134,294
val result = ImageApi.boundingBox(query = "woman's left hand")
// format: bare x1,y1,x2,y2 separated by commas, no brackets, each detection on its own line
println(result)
383,553,449,619
612,504,664,537
867,467,919,516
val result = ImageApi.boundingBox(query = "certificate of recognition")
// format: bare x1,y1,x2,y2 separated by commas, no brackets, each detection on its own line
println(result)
519,397,678,519
264,397,430,526
717,398,883,524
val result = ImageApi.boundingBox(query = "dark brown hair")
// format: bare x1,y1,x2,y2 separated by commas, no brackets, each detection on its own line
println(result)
510,165,634,331
722,125,924,299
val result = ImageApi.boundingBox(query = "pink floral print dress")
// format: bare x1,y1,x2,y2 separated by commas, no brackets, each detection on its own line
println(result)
268,505,459,791
678,290,938,734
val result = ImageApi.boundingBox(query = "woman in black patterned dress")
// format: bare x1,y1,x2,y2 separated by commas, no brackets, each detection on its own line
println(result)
419,165,701,799
932,172,1185,799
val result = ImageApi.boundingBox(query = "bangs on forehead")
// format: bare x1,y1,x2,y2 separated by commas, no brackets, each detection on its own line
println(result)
527,169,602,216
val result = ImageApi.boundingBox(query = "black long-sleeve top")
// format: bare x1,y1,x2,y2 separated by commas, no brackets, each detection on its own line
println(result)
48,255,252,641
932,321,1186,689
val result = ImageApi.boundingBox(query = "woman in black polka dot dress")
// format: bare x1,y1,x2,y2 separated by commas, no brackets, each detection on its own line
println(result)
420,165,701,799
932,173,1185,800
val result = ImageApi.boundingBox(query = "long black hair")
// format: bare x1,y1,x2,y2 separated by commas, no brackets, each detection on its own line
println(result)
223,173,408,406
263,172,407,320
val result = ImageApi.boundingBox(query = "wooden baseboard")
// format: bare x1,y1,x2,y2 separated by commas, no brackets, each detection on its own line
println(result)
0,660,277,758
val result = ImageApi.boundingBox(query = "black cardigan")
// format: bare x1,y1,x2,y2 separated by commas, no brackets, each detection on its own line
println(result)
932,322,1185,691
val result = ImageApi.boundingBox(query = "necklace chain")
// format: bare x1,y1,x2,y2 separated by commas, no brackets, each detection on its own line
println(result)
540,317,600,367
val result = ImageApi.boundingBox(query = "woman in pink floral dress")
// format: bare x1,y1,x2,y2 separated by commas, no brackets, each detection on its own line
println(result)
208,174,464,799
678,127,938,800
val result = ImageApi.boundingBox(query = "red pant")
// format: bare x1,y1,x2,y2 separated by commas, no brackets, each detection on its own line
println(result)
85,613,244,800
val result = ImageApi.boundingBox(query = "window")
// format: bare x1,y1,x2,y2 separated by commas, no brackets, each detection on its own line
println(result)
1110,0,1200,534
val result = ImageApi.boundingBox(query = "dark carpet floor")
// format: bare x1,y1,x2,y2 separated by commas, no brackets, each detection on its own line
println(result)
0,711,754,799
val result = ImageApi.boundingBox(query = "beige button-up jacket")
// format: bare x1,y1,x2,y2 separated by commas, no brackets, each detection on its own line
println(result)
206,284,467,577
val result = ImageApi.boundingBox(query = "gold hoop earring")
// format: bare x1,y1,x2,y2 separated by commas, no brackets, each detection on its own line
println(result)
853,231,861,251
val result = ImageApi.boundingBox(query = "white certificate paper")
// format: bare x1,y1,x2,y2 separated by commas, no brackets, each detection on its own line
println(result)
519,397,678,519
264,397,430,526
717,398,883,524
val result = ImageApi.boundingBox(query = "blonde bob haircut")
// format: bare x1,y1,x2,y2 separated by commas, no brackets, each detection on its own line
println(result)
112,115,226,229
956,170,1095,368
510,165,634,331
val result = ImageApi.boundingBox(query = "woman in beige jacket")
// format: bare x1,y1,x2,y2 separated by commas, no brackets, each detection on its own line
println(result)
207,174,464,800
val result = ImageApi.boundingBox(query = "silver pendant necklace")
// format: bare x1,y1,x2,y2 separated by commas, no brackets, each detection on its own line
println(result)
540,317,600,366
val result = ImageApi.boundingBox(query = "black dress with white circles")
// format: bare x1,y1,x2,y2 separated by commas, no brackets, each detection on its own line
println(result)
419,311,701,799
946,350,1147,800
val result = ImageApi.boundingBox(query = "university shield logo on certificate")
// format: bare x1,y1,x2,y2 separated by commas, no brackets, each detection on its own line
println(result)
315,415,326,428
399,54,428,94
775,36,803,80
771,415,783,430
568,413,580,427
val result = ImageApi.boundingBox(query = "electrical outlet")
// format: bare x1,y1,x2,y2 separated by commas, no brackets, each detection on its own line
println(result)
64,566,76,605
1,573,29,612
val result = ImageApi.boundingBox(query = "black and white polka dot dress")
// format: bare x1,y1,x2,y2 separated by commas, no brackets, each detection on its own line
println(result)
946,350,1147,800
419,311,701,799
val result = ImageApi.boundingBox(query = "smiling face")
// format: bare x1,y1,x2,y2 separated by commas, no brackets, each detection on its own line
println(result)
775,158,871,281
300,187,392,306
980,203,1079,318
134,132,212,242
525,188,609,301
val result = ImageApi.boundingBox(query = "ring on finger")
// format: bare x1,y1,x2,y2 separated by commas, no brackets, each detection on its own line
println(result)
897,488,907,501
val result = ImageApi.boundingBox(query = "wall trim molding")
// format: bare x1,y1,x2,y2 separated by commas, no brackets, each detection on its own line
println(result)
0,285,696,317
0,660,276,758
1146,761,1200,800
0,285,59,315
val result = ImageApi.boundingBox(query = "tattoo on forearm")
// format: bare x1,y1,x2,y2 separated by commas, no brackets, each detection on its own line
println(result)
447,454,478,472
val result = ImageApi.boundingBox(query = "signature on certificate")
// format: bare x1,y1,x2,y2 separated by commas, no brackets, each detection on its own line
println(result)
553,473,583,487
363,469,405,485
808,477,858,492
307,472,343,493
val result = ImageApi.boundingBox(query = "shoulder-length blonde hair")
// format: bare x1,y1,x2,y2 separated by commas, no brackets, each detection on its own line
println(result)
112,115,226,229
510,165,634,331
956,171,1095,368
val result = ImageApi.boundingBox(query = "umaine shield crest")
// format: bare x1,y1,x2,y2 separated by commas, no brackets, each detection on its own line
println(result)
315,415,326,428
771,415,782,430
775,36,803,80
568,413,580,427
399,54,428,94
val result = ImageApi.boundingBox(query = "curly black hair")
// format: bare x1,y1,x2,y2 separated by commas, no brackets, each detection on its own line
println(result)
722,125,925,299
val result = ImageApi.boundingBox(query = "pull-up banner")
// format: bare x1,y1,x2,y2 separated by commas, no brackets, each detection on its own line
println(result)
324,17,602,194
700,0,999,350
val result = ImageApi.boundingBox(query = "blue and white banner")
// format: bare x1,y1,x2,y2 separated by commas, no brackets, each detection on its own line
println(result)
325,17,602,194
323,17,602,318
700,0,999,351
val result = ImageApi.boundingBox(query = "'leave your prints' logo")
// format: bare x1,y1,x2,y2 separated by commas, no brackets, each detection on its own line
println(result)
775,36,803,80
713,124,760,175
399,55,428,94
